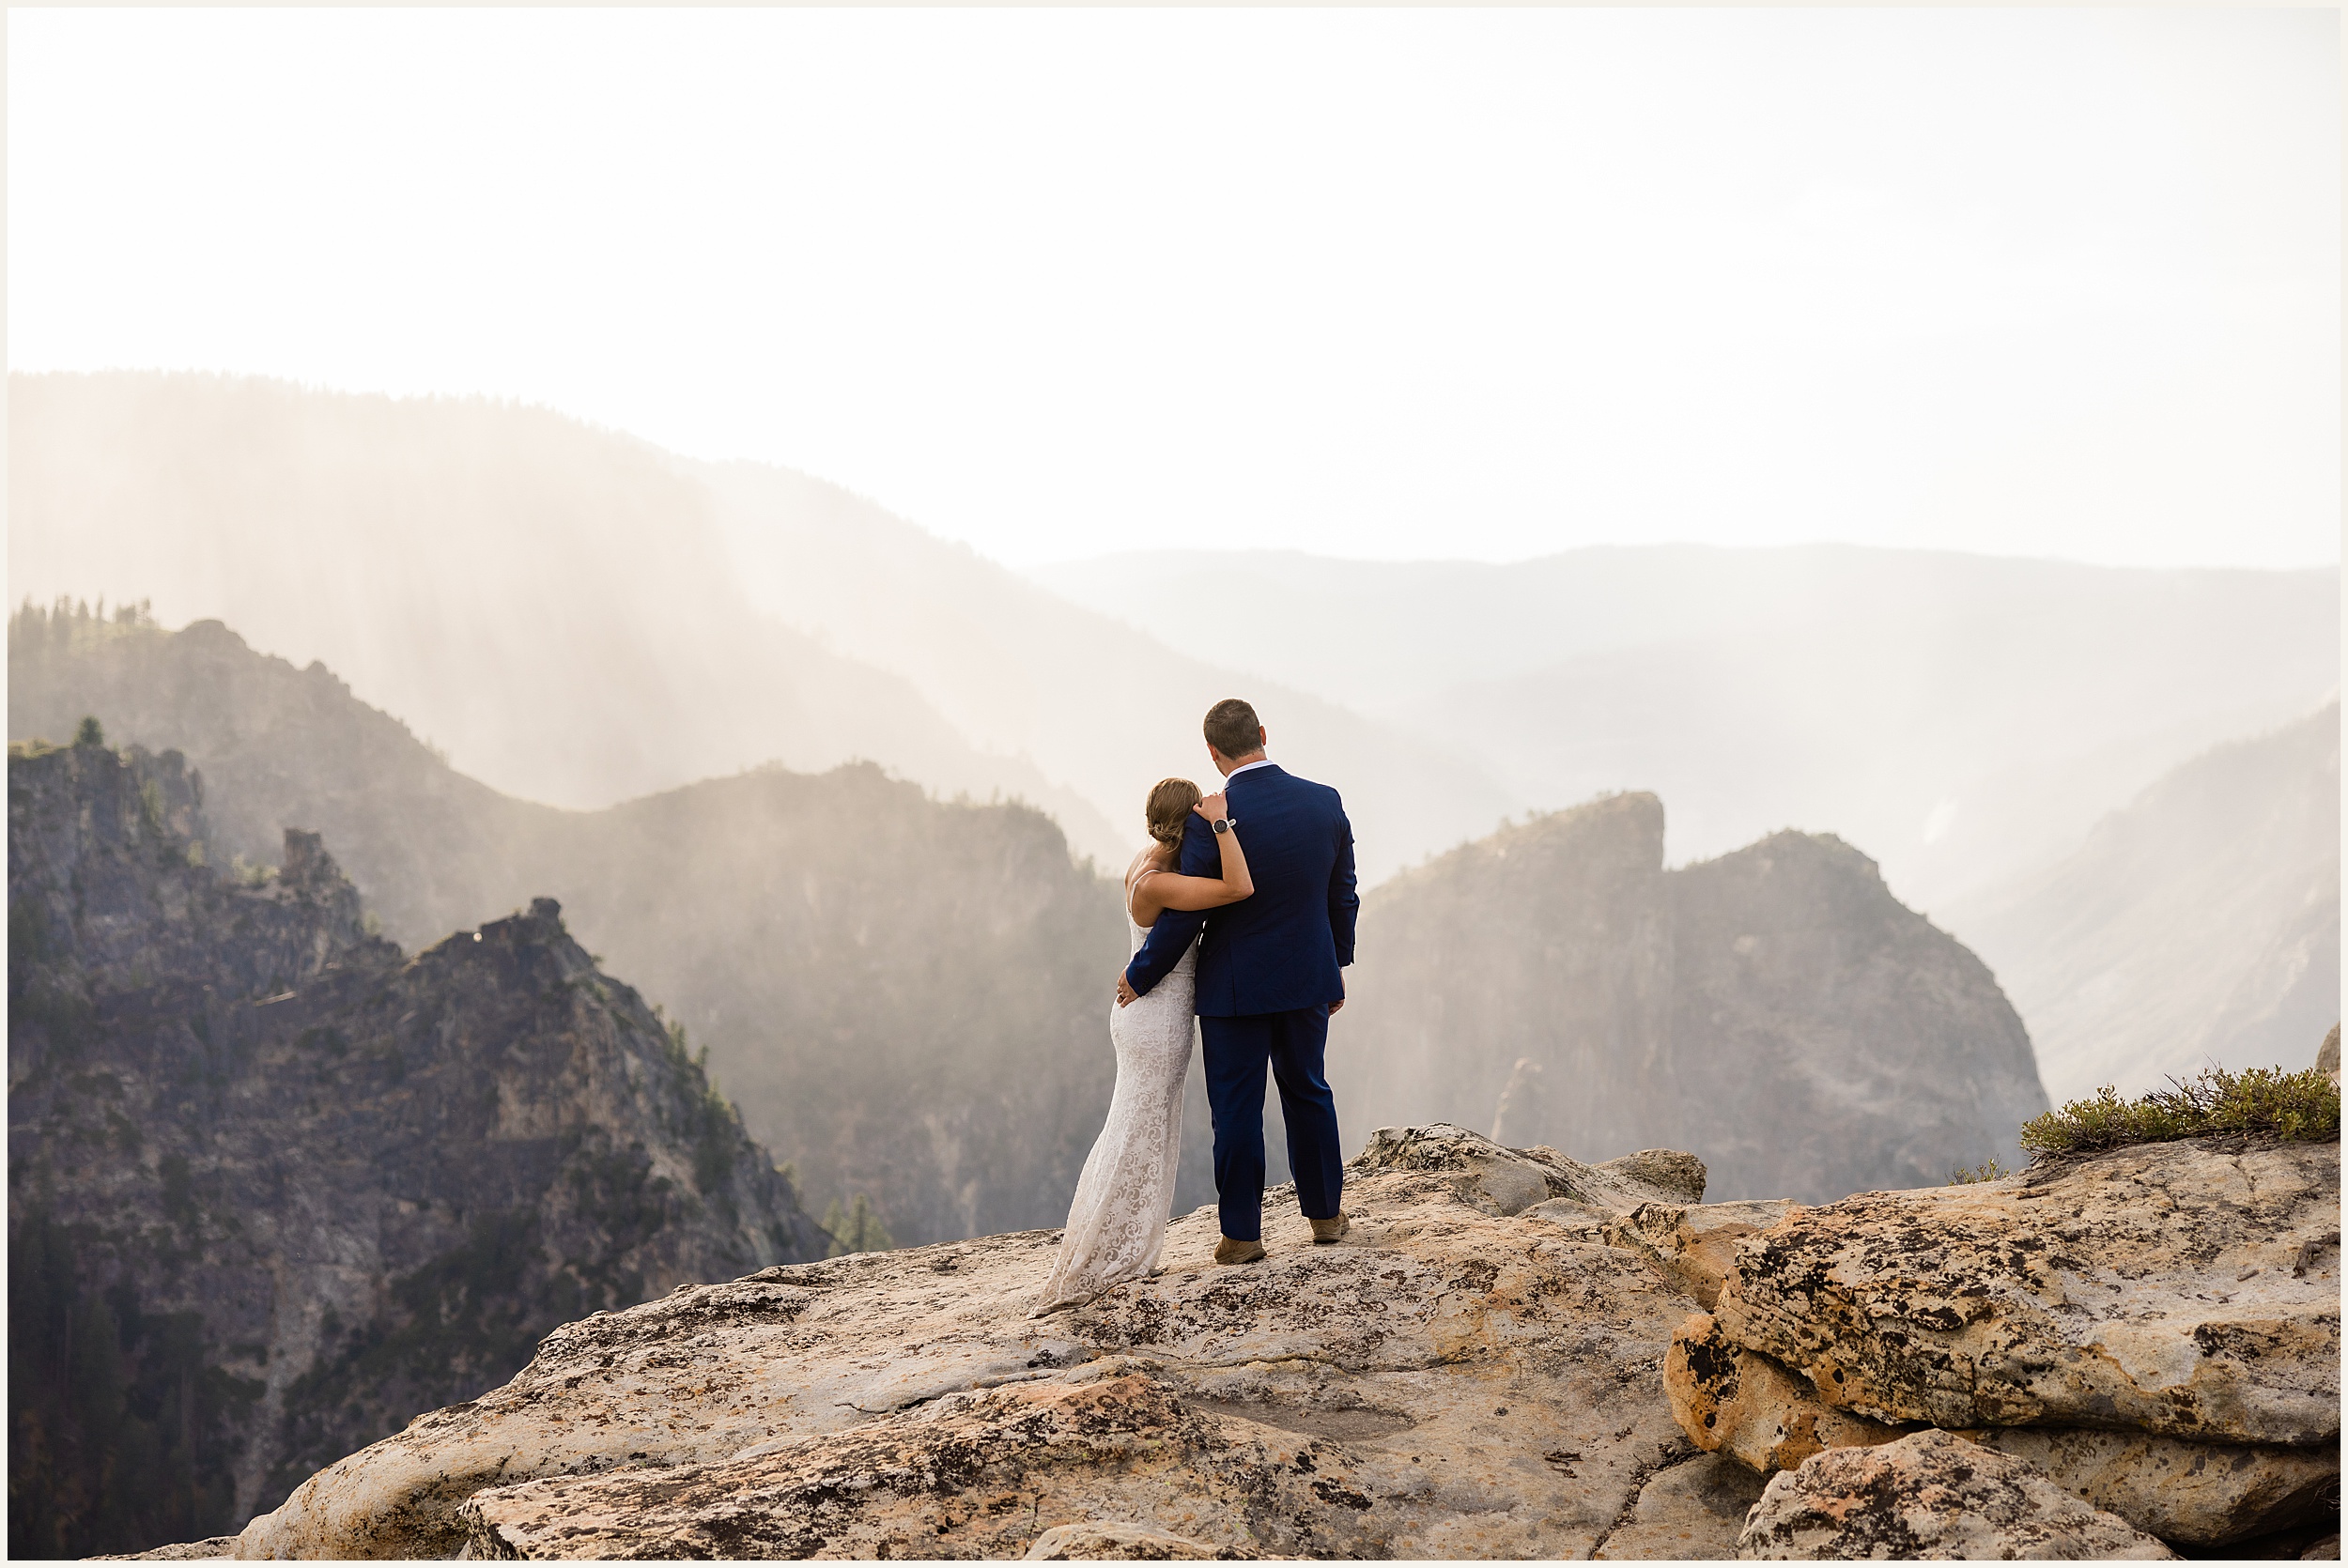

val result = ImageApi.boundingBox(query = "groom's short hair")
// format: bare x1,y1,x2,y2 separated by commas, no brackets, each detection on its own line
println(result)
1203,699,1263,759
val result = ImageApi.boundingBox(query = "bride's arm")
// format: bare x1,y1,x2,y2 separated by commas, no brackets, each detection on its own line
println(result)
1137,792,1252,913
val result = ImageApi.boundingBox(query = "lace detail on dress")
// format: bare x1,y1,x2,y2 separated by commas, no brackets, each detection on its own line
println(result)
1033,912,1196,1314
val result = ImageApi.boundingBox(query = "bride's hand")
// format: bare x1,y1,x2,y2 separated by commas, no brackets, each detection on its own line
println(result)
1194,792,1228,822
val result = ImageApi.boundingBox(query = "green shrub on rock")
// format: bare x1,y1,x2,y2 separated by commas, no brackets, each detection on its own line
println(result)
2020,1066,2340,1158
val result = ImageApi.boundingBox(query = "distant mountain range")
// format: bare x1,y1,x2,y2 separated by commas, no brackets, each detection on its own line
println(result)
1945,701,2340,1100
1035,547,2340,914
8,372,1506,883
11,368,2334,1179
13,602,2076,1230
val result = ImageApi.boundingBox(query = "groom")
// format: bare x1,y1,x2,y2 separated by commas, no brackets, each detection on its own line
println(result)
1118,699,1359,1264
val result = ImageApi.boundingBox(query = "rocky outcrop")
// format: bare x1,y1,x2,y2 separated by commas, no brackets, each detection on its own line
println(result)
236,1127,1735,1560
8,740,823,1558
1665,1314,1908,1475
105,1122,2334,1560
1714,1139,2340,1444
1738,1429,2181,1560
1664,1311,2337,1548
1662,1134,2340,1551
1336,792,2050,1203
1354,1122,1707,1218
1956,1427,2340,1549
1605,1199,1796,1311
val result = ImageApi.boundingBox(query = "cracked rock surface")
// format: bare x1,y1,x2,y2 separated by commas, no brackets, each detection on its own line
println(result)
1714,1138,2341,1444
1958,1426,2341,1548
1665,1313,2337,1548
238,1127,1717,1559
1738,1428,2181,1560
1606,1200,1798,1312
1665,1313,1908,1475
1590,1453,1765,1560
1021,1520,1247,1560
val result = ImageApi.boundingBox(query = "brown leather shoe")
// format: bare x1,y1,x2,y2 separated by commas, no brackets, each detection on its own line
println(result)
1213,1237,1267,1265
1310,1213,1351,1244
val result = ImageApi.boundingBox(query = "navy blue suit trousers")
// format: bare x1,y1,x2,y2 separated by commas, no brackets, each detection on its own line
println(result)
1200,1007,1346,1241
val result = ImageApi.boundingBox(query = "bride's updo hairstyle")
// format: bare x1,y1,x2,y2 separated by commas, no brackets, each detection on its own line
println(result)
1144,777,1202,859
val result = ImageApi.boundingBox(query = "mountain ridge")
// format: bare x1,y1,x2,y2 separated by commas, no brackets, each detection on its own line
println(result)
8,371,1517,883
8,603,1165,1247
7,735,824,1556
1333,789,2049,1202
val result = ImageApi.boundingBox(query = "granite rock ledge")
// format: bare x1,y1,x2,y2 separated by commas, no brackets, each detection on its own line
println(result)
234,1127,1727,1560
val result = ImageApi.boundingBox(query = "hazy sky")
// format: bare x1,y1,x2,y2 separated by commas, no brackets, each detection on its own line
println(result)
9,8,2339,569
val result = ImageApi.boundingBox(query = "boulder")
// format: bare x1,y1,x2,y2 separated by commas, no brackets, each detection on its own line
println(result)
239,1127,1707,1559
1664,1317,2338,1546
1737,1429,2181,1560
1353,1123,1706,1217
1665,1314,1908,1474
1592,1453,1766,1560
1608,1199,1800,1310
2320,1023,2340,1081
1959,1427,2340,1548
1715,1139,2340,1444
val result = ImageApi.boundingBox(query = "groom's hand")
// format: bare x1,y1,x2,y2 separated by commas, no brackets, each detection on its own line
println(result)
1115,973,1138,1008
1328,999,1345,1014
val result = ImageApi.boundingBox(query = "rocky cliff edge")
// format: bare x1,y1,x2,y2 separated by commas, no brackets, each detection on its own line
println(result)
206,1121,2339,1560
232,1126,1716,1560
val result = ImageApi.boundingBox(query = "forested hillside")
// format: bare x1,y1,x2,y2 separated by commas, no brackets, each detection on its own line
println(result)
8,735,823,1556
10,603,1170,1246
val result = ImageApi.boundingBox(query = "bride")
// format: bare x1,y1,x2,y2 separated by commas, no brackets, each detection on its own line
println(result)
1033,777,1253,1314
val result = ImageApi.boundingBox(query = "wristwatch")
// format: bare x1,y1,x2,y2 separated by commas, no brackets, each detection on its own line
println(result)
1212,817,1233,835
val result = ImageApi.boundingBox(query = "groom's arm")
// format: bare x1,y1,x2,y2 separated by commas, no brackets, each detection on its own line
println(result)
1123,813,1217,997
1327,803,1359,968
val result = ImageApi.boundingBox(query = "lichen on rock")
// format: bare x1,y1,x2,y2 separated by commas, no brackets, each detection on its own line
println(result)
1664,1313,1908,1475
241,1125,1726,1560
1712,1138,2341,1445
1737,1428,2183,1560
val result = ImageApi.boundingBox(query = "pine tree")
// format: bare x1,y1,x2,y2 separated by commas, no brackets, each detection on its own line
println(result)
820,1194,894,1257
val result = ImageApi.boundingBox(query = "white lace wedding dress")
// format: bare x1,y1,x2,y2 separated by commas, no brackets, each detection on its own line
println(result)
1033,881,1195,1314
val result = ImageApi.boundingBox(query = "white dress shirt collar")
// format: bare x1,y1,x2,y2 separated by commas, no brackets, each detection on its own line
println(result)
1224,758,1277,781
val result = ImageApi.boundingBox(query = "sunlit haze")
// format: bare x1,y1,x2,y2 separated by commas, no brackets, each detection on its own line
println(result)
8,8,2340,568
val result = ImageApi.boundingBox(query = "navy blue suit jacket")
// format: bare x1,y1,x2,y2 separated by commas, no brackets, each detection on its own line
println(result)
1124,764,1358,1017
